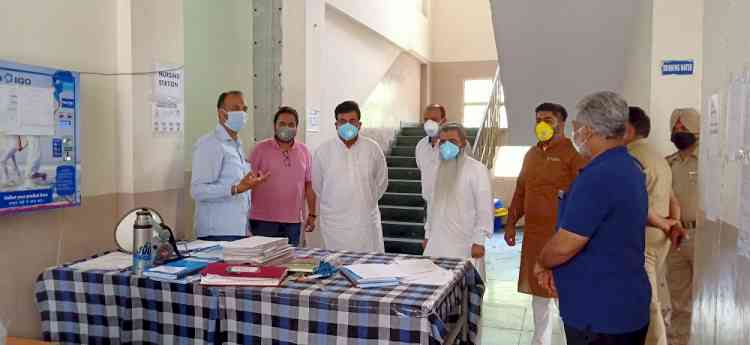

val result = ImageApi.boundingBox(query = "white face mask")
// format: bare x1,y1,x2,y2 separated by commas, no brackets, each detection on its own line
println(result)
424,120,440,138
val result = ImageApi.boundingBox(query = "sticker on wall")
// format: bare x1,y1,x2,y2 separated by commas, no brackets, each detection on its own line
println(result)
307,109,320,132
661,60,695,76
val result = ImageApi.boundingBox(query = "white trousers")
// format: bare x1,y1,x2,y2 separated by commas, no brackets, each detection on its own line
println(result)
532,296,566,345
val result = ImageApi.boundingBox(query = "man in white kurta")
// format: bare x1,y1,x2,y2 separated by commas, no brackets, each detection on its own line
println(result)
312,101,389,253
415,104,447,205
423,122,493,279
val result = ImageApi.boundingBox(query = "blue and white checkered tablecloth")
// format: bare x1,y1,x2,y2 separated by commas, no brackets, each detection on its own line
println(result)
35,252,220,345
218,249,484,345
35,249,484,345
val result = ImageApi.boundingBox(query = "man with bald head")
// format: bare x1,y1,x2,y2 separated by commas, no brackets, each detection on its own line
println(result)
664,108,701,345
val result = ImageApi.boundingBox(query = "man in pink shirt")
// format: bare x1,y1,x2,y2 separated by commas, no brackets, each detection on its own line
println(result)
248,106,317,246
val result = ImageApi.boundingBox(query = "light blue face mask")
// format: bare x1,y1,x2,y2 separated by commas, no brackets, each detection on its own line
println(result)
338,123,359,141
225,111,248,132
439,141,461,160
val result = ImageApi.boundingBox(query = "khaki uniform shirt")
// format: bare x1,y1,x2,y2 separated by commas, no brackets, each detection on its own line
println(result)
628,139,673,230
666,148,699,225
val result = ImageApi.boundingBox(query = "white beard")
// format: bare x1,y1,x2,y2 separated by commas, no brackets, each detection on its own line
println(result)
429,153,466,224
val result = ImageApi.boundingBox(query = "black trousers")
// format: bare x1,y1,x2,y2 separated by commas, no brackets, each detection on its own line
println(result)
564,323,649,345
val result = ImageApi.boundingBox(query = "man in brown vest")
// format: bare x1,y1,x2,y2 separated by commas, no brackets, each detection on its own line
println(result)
505,103,587,345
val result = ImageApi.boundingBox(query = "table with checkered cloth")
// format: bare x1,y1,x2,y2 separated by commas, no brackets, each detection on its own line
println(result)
35,249,484,345
34,253,220,345
218,248,484,345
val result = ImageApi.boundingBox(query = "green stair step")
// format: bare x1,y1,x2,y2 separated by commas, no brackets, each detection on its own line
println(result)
379,205,425,222
387,179,421,194
386,156,417,168
395,136,477,147
399,127,480,137
384,239,424,255
390,146,416,157
388,167,421,180
379,192,424,207
382,221,425,239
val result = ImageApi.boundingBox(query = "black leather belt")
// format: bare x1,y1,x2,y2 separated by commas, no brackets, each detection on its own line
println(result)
682,220,697,229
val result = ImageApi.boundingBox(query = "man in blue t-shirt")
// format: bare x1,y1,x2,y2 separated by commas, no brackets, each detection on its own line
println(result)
534,91,651,345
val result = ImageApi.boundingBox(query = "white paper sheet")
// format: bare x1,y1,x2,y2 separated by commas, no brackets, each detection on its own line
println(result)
0,84,19,132
738,163,750,259
69,252,132,271
345,259,445,280
726,78,746,160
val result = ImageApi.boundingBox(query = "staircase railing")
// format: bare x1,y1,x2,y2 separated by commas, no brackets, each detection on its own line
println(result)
472,66,504,170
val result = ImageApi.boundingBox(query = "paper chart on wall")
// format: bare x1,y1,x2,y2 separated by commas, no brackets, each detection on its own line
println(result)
0,84,54,135
703,93,722,221
739,77,750,259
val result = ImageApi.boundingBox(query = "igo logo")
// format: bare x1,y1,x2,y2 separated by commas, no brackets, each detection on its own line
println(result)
2,72,31,85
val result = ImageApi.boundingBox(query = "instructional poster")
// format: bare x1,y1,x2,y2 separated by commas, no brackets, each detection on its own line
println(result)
0,60,81,214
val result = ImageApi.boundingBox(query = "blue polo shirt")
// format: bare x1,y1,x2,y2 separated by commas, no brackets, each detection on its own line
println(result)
553,146,650,334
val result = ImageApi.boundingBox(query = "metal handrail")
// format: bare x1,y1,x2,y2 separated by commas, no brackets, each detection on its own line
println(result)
472,66,503,170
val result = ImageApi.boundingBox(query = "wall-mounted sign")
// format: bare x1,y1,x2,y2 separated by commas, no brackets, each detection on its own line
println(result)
661,60,695,76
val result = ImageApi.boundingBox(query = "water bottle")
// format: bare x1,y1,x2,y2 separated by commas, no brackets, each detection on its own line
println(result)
132,209,154,275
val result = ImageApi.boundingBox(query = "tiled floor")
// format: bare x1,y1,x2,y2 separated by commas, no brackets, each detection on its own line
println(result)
481,231,567,345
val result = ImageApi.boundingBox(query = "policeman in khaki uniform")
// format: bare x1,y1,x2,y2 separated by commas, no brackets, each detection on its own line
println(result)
625,107,685,345
664,108,701,345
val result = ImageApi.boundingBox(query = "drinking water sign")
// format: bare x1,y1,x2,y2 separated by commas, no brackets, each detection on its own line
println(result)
661,60,695,76
0,60,81,215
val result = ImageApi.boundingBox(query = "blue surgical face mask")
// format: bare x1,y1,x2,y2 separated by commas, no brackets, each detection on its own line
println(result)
439,141,461,160
338,123,359,141
225,111,248,132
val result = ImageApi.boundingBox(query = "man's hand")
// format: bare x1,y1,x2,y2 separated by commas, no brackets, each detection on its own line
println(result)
237,171,270,193
504,226,517,246
471,244,485,258
304,215,316,232
669,224,687,250
534,262,558,297
657,217,679,234
422,239,428,249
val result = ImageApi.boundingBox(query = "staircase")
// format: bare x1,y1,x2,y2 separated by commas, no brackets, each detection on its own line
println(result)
380,126,479,255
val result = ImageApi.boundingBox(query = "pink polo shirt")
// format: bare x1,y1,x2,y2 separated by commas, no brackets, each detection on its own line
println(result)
248,138,312,223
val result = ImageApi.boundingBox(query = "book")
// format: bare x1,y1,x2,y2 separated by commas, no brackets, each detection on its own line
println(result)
284,257,319,273
339,267,400,288
143,257,214,280
199,263,288,287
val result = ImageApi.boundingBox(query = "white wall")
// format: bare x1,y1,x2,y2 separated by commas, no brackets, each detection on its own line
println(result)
490,0,637,145
304,5,404,152
184,0,253,169
325,0,431,60
647,0,703,156
0,0,120,197
431,0,497,62
623,0,653,111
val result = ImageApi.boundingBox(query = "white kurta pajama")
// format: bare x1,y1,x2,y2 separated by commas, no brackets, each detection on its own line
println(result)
423,155,494,280
312,136,389,253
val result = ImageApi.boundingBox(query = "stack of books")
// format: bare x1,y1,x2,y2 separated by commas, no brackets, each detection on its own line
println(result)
284,257,319,274
223,236,293,265
144,257,217,284
200,262,288,287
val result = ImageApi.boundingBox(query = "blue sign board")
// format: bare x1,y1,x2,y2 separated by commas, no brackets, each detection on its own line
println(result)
662,60,695,76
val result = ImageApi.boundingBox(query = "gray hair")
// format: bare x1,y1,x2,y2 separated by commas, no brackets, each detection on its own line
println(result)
439,122,468,142
575,91,628,138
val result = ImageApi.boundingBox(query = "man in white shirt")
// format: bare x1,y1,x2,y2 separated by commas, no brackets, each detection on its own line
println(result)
312,101,389,253
191,91,269,241
423,122,493,279
415,104,447,207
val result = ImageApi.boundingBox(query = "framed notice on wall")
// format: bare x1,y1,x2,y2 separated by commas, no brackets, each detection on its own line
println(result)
0,60,81,215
